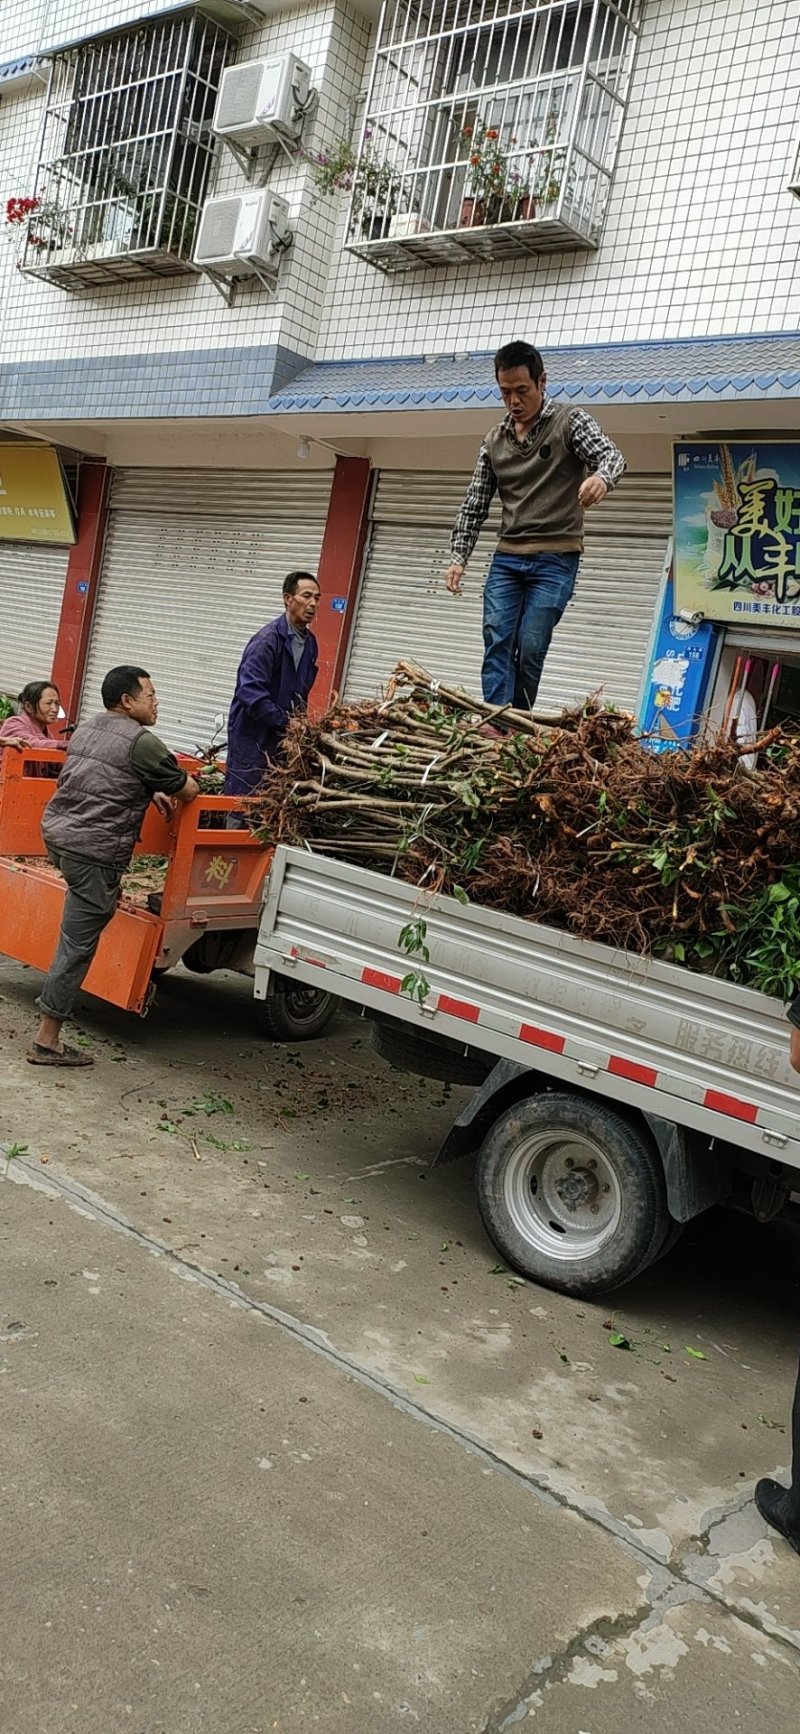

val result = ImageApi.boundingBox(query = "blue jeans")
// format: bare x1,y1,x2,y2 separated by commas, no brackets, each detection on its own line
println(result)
482,550,580,709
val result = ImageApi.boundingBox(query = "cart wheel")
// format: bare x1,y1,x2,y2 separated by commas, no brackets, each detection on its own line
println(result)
254,977,338,1042
475,1092,669,1299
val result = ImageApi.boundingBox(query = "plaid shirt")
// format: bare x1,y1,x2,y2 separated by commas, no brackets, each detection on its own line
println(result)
450,397,626,566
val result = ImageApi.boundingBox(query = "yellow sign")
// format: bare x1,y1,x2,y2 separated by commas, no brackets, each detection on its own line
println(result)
0,443,76,544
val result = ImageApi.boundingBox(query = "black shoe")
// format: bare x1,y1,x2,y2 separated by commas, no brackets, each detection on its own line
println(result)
755,1478,800,1556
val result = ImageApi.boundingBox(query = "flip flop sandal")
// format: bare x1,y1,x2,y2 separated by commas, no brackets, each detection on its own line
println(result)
27,1043,94,1068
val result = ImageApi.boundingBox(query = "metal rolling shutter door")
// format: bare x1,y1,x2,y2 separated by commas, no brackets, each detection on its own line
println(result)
344,472,671,712
0,544,69,694
81,469,332,752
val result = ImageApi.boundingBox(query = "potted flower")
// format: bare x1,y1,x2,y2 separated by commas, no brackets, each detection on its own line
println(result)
298,137,357,200
351,140,403,239
5,191,72,254
504,167,534,221
459,124,507,226
298,131,404,238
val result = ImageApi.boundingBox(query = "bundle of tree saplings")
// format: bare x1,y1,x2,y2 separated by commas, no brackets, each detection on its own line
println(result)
250,661,800,999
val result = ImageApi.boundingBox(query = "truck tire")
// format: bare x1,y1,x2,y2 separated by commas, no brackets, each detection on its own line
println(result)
475,1093,669,1298
254,978,338,1042
370,1021,489,1086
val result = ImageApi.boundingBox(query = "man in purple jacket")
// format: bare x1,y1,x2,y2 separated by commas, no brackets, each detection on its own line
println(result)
224,571,320,799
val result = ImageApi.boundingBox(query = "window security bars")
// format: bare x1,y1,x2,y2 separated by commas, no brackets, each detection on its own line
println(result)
19,11,232,288
346,0,640,272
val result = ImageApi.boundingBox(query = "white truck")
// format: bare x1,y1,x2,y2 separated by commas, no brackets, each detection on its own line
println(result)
254,845,800,1298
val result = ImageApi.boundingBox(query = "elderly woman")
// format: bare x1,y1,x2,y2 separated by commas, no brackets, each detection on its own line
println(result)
0,681,66,756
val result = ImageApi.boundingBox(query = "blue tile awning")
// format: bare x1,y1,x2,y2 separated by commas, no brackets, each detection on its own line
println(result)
0,55,42,85
268,332,800,414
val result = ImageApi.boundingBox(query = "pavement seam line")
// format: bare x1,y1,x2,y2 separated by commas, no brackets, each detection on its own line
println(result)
4,1150,799,1661
483,1578,800,1731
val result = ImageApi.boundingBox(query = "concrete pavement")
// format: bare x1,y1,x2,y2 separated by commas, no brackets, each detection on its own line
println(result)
2,958,800,1728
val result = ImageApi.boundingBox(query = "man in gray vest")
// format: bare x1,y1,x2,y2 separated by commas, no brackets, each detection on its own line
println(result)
444,339,625,714
29,665,198,1068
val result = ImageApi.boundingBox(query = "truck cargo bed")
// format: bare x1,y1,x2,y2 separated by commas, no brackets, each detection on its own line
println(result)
255,846,800,1170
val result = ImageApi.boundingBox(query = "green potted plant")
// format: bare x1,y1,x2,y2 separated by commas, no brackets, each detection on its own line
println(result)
459,124,507,226
351,135,403,239
298,137,357,199
458,125,535,227
299,131,403,238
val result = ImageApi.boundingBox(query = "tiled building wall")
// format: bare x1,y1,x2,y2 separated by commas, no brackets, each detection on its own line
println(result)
318,0,800,358
0,1,370,372
0,0,798,391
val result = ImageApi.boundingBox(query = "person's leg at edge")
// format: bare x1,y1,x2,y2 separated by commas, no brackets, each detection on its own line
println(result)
514,552,580,711
481,552,528,707
755,1358,800,1554
32,852,123,1065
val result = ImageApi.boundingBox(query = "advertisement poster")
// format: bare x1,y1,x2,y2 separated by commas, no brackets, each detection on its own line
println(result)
0,442,75,544
640,573,718,753
673,440,800,627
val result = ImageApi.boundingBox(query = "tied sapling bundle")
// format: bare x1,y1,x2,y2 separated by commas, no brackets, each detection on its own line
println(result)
249,662,800,1000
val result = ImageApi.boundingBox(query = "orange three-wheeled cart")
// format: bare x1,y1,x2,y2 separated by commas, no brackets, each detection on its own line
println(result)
0,744,335,1041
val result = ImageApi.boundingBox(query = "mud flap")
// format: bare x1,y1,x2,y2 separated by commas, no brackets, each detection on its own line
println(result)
643,1114,731,1222
433,1059,529,1165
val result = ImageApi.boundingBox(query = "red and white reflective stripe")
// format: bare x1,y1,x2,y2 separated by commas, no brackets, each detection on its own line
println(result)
520,1023,566,1055
608,1055,658,1089
703,1087,759,1124
438,992,480,1023
283,949,768,1132
361,966,402,995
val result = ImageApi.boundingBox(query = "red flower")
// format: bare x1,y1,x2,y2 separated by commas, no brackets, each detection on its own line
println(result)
5,194,40,224
462,126,473,137
485,128,499,140
470,154,480,165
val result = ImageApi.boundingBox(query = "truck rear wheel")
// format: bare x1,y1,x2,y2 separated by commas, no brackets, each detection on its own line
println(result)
475,1093,669,1298
254,977,337,1042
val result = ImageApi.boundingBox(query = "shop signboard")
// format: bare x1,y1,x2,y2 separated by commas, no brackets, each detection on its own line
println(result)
0,442,75,544
639,573,717,754
674,440,800,628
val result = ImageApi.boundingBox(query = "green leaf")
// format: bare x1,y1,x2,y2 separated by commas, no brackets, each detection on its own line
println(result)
4,1141,28,1163
413,1374,430,1385
768,883,791,902
452,885,470,905
684,1347,707,1360
757,1413,785,1431
609,1332,632,1350
489,1263,508,1274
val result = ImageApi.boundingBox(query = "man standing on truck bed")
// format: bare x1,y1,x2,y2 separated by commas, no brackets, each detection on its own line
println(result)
28,666,199,1069
224,571,320,801
444,340,626,714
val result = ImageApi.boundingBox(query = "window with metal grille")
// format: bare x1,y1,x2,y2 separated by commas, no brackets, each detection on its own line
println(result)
19,10,232,288
346,0,641,273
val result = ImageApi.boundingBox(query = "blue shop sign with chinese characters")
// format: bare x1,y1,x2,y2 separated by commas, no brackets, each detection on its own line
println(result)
674,440,800,627
639,575,717,754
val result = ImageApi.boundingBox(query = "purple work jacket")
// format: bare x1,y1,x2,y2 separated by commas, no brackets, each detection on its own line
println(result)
224,614,318,798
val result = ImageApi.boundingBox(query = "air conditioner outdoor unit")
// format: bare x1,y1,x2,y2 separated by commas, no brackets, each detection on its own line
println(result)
212,53,312,148
194,190,290,277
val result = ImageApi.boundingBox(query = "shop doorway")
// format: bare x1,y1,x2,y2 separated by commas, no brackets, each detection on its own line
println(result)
709,633,800,768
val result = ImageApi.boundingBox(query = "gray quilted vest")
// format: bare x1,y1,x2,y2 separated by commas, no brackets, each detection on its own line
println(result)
42,712,150,867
